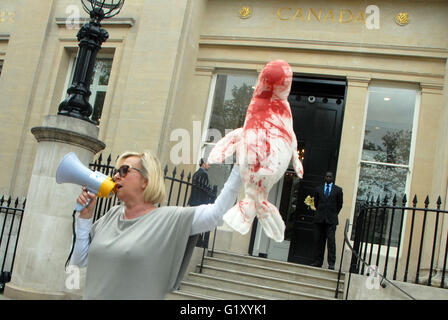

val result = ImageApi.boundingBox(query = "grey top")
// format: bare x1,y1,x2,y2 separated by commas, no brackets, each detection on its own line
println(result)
83,205,197,300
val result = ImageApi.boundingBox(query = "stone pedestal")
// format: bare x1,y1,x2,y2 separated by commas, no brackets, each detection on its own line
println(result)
4,115,105,299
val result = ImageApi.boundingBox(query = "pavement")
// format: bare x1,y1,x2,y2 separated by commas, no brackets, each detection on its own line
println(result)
0,293,10,300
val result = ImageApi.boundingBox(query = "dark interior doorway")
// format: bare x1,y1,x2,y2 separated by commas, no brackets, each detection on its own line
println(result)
280,76,347,265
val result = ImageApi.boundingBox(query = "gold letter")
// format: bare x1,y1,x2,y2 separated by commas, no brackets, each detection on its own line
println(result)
354,11,366,24
293,8,305,21
308,8,322,22
339,9,353,23
277,8,291,20
323,9,335,23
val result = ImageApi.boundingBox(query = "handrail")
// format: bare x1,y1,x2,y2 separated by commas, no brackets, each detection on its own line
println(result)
341,219,416,300
199,226,217,273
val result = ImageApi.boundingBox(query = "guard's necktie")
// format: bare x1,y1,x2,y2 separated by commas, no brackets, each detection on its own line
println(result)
325,184,330,198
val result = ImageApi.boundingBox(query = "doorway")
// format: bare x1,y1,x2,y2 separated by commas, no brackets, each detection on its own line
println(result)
249,76,346,265
286,76,346,264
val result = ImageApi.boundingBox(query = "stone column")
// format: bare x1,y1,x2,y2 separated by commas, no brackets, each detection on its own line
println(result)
407,83,445,285
336,76,370,272
4,115,105,299
437,62,448,288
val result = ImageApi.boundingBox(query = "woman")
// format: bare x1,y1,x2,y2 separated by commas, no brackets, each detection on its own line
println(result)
70,150,242,300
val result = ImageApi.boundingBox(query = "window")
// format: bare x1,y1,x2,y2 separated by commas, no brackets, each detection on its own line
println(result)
89,58,112,124
64,55,113,125
0,60,3,77
353,83,419,246
201,72,258,191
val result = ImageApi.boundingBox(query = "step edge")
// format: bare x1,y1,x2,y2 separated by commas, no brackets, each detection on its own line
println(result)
201,258,345,283
180,281,279,300
210,250,331,270
194,266,344,292
185,273,340,299
209,251,341,275
168,290,223,300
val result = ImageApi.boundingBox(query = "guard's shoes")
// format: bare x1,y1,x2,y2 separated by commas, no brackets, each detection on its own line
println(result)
328,265,335,270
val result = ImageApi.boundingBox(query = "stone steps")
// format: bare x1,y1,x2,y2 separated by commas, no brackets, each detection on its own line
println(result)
202,257,343,290
167,250,345,300
191,265,342,298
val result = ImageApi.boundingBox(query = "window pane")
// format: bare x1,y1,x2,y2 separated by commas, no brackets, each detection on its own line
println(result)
208,74,257,137
90,58,112,86
97,59,112,85
91,91,106,124
352,163,408,246
362,86,417,165
357,163,408,202
0,61,3,76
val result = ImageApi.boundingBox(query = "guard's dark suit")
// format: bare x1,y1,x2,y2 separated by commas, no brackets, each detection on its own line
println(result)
188,167,210,206
312,183,343,267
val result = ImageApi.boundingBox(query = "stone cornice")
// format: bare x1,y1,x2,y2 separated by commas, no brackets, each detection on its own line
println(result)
346,76,370,88
31,126,105,154
420,82,445,94
199,35,448,60
196,57,444,81
55,17,135,28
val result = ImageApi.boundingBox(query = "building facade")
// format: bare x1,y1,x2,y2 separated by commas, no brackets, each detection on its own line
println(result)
1,0,447,284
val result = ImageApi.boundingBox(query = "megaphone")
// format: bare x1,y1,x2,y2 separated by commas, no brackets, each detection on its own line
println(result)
56,152,116,211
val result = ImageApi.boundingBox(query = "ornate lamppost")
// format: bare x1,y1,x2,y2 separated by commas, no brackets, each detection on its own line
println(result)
58,0,124,123
4,1,127,300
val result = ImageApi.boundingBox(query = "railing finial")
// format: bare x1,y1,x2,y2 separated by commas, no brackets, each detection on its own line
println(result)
436,196,442,208
402,194,407,206
424,195,430,208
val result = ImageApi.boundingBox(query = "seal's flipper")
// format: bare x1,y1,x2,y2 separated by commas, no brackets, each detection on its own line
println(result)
207,128,243,164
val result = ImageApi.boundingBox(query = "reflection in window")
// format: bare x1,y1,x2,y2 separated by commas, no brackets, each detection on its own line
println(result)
65,57,113,125
362,87,416,165
356,163,408,246
357,163,408,202
208,73,257,138
353,84,418,247
91,91,106,124
89,58,112,125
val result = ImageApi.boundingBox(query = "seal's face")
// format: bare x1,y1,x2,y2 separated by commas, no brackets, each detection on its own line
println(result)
254,60,292,100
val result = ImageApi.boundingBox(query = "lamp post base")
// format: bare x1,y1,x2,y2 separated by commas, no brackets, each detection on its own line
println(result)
4,282,82,300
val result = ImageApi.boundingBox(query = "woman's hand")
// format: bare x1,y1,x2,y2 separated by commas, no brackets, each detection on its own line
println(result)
77,187,97,219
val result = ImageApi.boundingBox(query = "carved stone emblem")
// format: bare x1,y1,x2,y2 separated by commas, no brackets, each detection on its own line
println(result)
395,12,409,26
239,6,252,19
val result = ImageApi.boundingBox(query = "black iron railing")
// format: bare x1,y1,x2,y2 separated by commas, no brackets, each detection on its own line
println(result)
161,163,218,273
0,196,25,292
338,194,448,299
337,219,416,300
89,154,120,222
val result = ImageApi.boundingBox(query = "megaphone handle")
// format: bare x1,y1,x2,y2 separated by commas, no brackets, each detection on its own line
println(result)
75,200,89,212
75,189,94,212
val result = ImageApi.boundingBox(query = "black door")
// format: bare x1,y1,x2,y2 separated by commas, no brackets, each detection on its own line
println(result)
282,77,346,265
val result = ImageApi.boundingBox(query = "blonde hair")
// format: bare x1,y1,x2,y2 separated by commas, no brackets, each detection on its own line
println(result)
116,150,166,205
